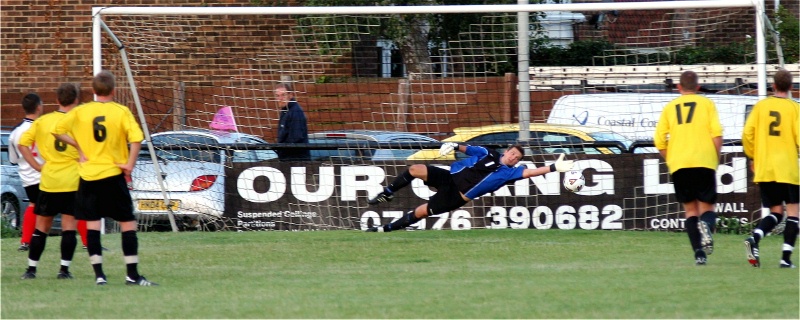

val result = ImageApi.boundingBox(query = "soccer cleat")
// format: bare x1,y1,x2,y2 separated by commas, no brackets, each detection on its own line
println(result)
57,271,74,279
126,275,158,286
698,221,714,255
20,271,36,279
744,237,760,268
367,191,394,205
18,243,29,252
695,256,707,266
96,276,108,285
365,226,385,232
695,250,707,266
779,260,796,269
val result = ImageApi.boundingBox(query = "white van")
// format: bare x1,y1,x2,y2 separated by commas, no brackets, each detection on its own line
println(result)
546,93,760,152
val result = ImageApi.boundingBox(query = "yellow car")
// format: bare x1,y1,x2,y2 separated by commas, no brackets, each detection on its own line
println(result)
407,123,633,161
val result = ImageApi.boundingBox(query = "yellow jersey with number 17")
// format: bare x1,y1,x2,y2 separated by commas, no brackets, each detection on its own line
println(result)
654,94,723,173
19,111,80,192
742,96,800,184
53,101,144,181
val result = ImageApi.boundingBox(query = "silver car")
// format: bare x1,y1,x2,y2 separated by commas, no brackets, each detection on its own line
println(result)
308,130,440,161
130,130,277,230
1,129,30,230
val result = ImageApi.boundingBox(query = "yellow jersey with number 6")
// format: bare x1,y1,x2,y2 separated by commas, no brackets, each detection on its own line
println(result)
20,111,80,192
53,101,144,181
654,94,723,173
742,96,799,184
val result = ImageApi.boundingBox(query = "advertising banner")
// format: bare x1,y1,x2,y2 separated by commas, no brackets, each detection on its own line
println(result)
225,153,761,231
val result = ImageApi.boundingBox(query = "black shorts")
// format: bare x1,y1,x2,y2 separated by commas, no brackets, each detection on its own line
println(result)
75,174,135,222
672,168,717,204
24,184,40,205
759,182,800,207
424,165,468,215
35,191,76,217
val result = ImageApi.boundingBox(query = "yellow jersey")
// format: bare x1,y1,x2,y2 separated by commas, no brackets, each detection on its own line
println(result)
53,101,144,181
742,96,799,184
20,111,80,192
654,94,723,173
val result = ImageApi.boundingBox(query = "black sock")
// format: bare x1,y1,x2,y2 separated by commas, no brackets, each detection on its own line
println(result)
685,216,701,252
87,229,105,278
122,230,140,279
60,230,77,271
700,211,717,233
385,211,421,231
387,170,414,193
754,212,782,243
782,217,799,263
27,229,48,273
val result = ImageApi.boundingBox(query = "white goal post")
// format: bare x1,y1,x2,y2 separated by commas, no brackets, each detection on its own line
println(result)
92,0,784,232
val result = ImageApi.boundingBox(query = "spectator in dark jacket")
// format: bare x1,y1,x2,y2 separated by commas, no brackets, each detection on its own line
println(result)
275,82,310,161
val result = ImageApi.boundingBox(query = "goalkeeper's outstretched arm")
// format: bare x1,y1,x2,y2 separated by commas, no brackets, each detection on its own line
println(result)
522,153,574,178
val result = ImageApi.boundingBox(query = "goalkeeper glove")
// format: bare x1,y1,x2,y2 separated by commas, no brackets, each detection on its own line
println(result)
438,142,459,157
549,153,574,172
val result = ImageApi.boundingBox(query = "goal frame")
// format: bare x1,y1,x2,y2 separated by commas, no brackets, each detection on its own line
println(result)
91,0,774,232
92,0,769,109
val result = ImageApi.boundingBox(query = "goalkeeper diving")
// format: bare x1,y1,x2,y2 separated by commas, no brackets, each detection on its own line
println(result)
366,143,574,232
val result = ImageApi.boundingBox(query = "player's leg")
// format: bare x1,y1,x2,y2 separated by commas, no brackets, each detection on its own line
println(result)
58,214,78,279
21,214,54,279
77,219,88,248
746,182,785,267
672,169,705,264
368,164,428,205
19,205,36,251
695,169,717,255
104,174,156,286
779,185,798,268
84,219,107,284
19,185,40,252
75,177,108,284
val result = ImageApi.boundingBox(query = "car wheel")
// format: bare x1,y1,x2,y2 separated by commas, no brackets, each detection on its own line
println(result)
1,193,21,230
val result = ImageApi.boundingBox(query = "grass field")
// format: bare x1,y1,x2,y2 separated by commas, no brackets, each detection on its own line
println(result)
1,229,798,319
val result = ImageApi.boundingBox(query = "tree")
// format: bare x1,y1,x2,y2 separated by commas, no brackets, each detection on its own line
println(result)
298,0,525,78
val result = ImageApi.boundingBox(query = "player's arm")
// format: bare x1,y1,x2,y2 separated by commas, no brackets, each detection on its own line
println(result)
18,145,42,172
712,136,722,158
522,153,573,178
53,133,86,162
653,108,670,159
117,142,141,176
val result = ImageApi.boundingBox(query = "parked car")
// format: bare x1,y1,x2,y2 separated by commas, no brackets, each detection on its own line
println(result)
308,130,440,161
408,123,633,160
1,129,30,230
130,130,277,230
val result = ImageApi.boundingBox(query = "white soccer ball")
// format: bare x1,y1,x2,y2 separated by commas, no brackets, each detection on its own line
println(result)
562,170,585,192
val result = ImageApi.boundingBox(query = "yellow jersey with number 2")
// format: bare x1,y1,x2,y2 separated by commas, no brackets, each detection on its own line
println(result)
654,94,723,173
742,96,799,184
53,101,144,181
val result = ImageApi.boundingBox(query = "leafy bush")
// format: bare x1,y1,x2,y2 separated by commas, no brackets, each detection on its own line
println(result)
776,6,799,64
1,217,21,239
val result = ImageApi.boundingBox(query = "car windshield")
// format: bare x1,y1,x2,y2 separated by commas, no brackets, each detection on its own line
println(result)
140,134,222,163
588,131,633,150
308,138,373,161
0,133,9,165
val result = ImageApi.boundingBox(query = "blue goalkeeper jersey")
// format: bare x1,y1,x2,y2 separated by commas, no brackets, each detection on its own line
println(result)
450,145,526,200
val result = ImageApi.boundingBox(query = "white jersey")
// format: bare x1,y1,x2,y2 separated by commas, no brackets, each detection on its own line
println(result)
8,118,43,187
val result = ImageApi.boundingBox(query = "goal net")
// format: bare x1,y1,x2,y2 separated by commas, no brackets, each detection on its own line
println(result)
93,1,795,232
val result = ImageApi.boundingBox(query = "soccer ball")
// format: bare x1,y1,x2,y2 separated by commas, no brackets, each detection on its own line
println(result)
562,170,585,192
